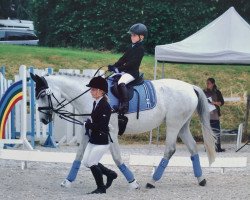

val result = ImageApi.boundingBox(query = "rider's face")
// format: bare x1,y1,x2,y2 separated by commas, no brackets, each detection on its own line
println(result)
90,88,103,99
131,33,141,43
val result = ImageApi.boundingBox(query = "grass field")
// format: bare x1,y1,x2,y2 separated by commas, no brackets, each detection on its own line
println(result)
0,44,249,143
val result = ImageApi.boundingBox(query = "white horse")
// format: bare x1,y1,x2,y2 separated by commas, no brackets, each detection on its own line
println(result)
30,73,216,189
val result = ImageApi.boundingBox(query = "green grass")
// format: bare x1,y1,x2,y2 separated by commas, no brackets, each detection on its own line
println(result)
1,44,249,143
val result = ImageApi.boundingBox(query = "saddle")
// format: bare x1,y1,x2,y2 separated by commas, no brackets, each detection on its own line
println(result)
108,74,156,135
110,73,144,100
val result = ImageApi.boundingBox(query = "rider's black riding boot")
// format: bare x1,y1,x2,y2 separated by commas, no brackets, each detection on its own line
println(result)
118,83,129,114
98,163,118,189
88,165,106,194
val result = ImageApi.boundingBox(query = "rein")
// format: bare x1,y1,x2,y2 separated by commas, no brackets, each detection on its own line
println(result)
37,68,114,125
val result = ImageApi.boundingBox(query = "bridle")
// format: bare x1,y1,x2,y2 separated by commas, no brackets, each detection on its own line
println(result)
36,67,113,125
37,86,92,125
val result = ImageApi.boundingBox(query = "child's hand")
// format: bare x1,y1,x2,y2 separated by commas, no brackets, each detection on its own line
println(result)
85,118,92,129
108,65,115,72
108,65,119,73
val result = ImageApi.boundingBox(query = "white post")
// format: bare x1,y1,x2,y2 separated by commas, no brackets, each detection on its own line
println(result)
151,58,158,143
20,65,33,150
154,59,157,80
161,62,165,78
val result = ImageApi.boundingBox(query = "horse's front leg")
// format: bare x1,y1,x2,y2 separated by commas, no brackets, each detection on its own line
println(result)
109,130,140,189
61,133,89,188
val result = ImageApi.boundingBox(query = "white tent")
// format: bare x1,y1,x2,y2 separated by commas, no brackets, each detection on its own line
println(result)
154,7,250,79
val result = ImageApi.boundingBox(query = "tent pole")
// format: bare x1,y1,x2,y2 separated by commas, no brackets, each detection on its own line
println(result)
162,62,165,78
154,59,157,80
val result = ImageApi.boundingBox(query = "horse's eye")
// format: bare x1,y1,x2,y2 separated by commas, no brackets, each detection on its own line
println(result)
40,93,46,98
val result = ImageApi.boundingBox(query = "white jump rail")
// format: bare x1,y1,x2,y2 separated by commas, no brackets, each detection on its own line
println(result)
1,150,247,174
129,155,248,173
0,149,115,166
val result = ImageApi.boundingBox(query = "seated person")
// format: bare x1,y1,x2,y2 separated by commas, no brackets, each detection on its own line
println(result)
108,23,147,114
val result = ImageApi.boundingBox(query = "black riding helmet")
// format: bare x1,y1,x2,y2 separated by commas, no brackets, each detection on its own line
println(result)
128,23,148,37
86,76,108,93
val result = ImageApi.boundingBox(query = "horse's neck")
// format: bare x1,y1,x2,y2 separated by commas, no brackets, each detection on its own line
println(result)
46,75,92,113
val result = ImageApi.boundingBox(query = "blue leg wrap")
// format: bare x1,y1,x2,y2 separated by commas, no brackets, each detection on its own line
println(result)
191,154,202,177
118,163,135,183
67,160,81,182
153,158,169,181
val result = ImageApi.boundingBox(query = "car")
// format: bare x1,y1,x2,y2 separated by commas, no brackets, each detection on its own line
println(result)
0,29,39,45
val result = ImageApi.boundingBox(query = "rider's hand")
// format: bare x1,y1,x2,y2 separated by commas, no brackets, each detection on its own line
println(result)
108,65,115,72
85,118,92,129
108,65,119,73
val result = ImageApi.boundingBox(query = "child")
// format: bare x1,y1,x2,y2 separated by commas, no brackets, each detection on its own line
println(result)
108,23,147,114
84,76,117,194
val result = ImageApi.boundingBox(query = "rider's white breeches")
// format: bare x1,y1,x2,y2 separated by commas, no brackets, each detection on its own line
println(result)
82,142,110,168
118,73,135,85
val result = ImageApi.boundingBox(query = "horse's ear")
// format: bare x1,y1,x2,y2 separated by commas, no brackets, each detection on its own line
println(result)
30,73,37,82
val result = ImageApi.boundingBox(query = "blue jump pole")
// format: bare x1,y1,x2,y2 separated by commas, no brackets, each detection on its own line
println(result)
29,67,36,148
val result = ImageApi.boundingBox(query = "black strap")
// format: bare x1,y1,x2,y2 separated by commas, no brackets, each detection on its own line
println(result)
58,114,85,125
134,89,140,119
93,66,104,77
55,71,113,111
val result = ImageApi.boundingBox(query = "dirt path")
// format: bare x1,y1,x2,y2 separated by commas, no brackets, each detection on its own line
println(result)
0,143,249,200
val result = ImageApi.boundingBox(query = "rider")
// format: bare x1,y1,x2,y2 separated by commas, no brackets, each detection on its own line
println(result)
84,76,117,194
108,23,147,114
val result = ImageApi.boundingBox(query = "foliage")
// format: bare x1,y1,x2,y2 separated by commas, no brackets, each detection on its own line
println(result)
2,1,250,54
28,0,250,53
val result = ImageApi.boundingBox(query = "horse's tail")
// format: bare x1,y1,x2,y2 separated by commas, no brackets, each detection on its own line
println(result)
193,85,216,165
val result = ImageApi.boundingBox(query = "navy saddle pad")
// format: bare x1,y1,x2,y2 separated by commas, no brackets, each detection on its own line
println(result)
107,79,157,114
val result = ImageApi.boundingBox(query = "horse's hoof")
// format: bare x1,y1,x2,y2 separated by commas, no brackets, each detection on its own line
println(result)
146,183,155,189
61,179,72,188
129,179,140,189
199,179,206,186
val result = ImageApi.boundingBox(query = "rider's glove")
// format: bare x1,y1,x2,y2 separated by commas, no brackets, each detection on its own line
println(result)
108,65,119,73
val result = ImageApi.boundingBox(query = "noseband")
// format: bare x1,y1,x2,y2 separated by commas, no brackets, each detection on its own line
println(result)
36,88,59,124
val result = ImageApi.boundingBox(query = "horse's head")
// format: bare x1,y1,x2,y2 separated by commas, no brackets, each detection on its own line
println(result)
30,73,62,125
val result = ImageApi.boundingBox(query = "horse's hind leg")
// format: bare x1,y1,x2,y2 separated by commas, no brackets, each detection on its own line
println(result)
109,130,140,189
178,119,206,186
146,125,180,189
